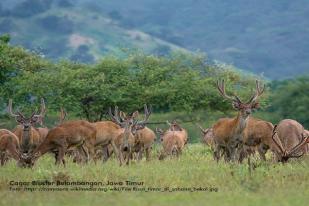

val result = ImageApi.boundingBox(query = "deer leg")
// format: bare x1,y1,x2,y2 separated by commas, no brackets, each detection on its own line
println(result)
81,145,90,163
224,146,233,162
83,140,95,162
145,147,151,161
102,146,109,163
126,152,130,165
136,150,142,162
111,140,123,166
0,152,6,166
258,144,268,161
213,144,221,162
56,146,66,166
158,150,166,160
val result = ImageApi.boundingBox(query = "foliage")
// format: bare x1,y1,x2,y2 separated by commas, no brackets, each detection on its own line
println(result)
268,76,309,128
1,35,307,132
1,38,264,122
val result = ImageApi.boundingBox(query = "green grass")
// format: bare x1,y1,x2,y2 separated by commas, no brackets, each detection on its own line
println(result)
0,144,309,206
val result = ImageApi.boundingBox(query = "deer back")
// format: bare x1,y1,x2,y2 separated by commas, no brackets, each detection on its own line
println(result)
135,127,156,147
276,119,305,152
92,121,121,146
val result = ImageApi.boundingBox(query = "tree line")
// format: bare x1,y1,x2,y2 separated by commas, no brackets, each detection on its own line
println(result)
0,34,308,128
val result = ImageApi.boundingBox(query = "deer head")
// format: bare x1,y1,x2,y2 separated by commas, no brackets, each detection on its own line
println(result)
109,106,139,152
271,125,309,163
155,128,165,142
166,120,183,131
217,79,265,118
8,98,46,130
131,104,152,134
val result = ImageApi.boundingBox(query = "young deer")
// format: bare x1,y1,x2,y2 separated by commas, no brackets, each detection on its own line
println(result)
8,99,46,154
271,119,309,163
213,80,271,162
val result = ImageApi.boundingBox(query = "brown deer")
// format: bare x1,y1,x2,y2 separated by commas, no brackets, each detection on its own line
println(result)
271,119,309,163
8,99,46,154
156,121,188,160
22,120,96,167
197,124,215,150
0,129,21,165
131,105,155,161
242,118,274,161
213,79,270,162
108,107,141,165
92,119,123,164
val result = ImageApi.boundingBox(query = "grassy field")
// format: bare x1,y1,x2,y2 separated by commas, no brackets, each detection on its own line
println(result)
0,144,308,206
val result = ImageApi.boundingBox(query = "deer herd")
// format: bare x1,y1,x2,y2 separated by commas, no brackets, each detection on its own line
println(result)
0,80,308,168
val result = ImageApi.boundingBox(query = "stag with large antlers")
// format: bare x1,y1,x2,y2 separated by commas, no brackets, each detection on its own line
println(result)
22,120,96,167
213,79,273,162
8,99,46,155
271,119,309,163
0,129,21,166
130,105,156,161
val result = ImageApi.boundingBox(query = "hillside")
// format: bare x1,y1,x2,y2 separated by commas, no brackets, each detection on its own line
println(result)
1,0,309,78
0,0,186,63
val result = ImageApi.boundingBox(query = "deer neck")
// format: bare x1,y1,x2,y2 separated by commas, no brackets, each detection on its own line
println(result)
234,113,249,134
21,127,31,153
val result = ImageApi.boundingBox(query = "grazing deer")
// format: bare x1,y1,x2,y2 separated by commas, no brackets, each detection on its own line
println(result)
213,80,268,162
0,129,21,165
22,120,96,167
197,124,214,149
156,121,188,160
8,99,46,154
271,119,309,163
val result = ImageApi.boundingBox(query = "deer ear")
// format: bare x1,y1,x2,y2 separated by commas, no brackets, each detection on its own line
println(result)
251,102,260,109
119,111,127,120
131,111,139,119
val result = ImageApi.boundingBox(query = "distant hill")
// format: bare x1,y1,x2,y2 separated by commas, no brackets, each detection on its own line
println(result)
1,0,309,79
0,0,186,63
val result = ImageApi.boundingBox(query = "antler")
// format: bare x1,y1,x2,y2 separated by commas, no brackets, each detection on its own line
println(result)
135,104,152,125
271,131,286,155
59,107,67,124
108,106,123,125
287,133,309,157
247,80,265,104
7,99,19,117
33,98,46,118
196,123,207,134
217,80,242,103
272,126,309,161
